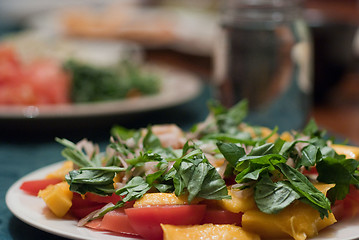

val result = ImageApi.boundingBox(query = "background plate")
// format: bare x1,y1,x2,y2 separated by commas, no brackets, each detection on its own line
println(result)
0,66,201,119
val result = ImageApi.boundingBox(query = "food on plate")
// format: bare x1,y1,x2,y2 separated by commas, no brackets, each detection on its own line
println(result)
62,3,176,45
19,100,359,239
64,60,160,103
0,45,70,105
59,3,216,55
0,44,160,105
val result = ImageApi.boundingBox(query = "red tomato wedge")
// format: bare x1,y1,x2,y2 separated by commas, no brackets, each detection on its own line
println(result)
86,193,124,204
125,205,206,240
70,204,106,219
201,208,243,226
20,179,62,196
0,45,70,105
85,218,103,229
70,193,106,219
99,208,139,236
332,185,359,220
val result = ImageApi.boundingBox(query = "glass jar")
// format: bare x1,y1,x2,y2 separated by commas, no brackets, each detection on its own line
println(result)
213,0,312,131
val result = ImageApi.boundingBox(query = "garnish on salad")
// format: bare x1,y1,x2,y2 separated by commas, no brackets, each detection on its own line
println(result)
20,100,359,240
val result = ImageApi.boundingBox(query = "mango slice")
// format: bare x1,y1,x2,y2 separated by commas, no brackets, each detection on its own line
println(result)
241,183,336,240
46,161,73,180
133,193,200,207
161,224,260,240
38,181,73,217
331,144,359,160
218,188,256,213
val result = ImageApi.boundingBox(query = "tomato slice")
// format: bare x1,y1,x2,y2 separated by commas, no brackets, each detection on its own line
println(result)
86,193,124,204
20,179,62,196
70,204,106,219
100,208,139,236
125,205,206,240
332,185,359,220
201,208,243,226
70,193,106,219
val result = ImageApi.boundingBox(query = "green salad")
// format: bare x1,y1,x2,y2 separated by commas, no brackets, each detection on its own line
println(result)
57,100,359,220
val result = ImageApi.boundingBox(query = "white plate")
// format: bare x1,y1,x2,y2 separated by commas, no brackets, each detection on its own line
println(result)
6,162,139,240
6,162,359,240
0,66,202,119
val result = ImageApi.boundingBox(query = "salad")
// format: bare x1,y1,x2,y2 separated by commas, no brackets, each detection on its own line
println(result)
0,44,160,105
19,100,359,240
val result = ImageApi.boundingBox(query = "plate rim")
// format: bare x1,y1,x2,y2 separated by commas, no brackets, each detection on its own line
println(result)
5,161,138,240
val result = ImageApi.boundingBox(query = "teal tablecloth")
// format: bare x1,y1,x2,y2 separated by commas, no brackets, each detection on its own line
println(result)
0,85,211,240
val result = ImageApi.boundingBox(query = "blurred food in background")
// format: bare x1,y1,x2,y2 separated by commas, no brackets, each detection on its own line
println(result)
0,32,160,106
22,1,218,57
0,0,358,142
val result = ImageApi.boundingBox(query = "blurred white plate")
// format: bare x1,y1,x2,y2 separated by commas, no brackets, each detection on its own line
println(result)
24,5,218,56
6,161,359,240
0,66,202,119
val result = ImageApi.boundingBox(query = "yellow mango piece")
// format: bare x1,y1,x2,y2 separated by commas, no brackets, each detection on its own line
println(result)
38,181,73,217
280,131,294,142
46,161,73,180
331,144,359,160
241,183,336,240
260,127,279,143
241,125,279,143
242,201,336,240
133,193,201,207
218,188,256,213
161,224,260,240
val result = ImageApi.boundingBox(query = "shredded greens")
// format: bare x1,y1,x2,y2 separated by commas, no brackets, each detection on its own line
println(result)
64,60,160,103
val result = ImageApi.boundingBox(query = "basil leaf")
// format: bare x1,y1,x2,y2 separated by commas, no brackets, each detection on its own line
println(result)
216,142,246,167
172,149,230,202
276,163,331,218
203,132,255,145
116,176,151,202
65,169,115,196
56,138,96,168
317,157,359,201
81,166,125,172
298,144,322,168
143,126,162,151
255,174,300,214
111,125,141,141
249,143,274,156
209,100,248,134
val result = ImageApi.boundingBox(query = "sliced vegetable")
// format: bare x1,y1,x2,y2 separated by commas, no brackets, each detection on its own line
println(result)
38,182,73,218
201,208,243,225
125,205,206,240
98,208,139,236
161,224,260,240
20,179,62,196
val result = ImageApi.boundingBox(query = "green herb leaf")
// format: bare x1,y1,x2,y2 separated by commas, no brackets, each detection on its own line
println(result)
277,163,331,218
255,174,301,214
317,156,359,201
116,176,151,202
65,169,115,196
172,149,230,202
216,142,246,167
56,138,97,168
